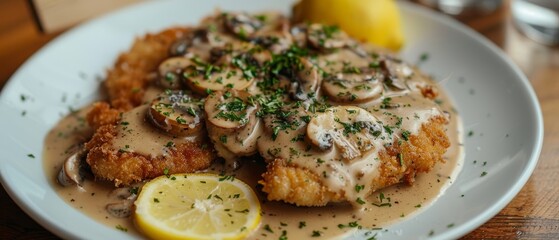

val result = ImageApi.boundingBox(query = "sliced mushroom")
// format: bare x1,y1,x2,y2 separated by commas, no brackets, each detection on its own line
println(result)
322,69,384,103
169,28,231,61
253,50,273,66
147,90,204,136
169,36,191,57
106,201,133,218
348,42,369,58
290,24,308,48
105,186,141,218
204,90,261,156
250,34,292,54
209,46,234,64
157,57,192,89
248,14,293,54
306,24,350,50
108,187,134,200
380,59,409,91
57,147,89,188
211,48,270,70
169,29,209,56
306,106,382,161
289,58,321,101
183,57,256,95
223,12,264,38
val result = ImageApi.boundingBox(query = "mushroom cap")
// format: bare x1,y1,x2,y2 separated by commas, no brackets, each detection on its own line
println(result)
223,12,265,38
183,57,256,95
306,106,381,161
57,147,89,188
290,57,321,101
158,57,192,89
147,90,204,137
205,89,262,156
306,23,351,50
322,71,384,103
204,89,257,130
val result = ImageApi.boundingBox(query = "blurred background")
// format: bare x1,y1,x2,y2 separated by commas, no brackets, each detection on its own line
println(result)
1,0,558,239
1,0,557,84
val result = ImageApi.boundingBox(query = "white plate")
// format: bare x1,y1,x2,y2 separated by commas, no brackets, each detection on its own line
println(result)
0,0,543,239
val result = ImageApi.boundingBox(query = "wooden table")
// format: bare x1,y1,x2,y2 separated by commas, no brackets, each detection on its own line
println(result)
1,0,557,239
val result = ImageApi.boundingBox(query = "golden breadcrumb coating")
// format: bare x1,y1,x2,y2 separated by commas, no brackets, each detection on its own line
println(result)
104,27,190,110
259,116,450,206
85,103,214,187
83,28,216,186
261,159,344,206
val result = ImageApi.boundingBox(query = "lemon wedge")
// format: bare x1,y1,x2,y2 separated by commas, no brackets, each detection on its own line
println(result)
293,0,405,51
134,173,261,240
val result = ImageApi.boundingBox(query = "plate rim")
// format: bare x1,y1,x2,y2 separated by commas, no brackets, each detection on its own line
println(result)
0,1,544,239
397,3,544,240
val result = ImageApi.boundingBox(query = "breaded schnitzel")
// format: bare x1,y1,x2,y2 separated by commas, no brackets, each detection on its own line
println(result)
85,27,216,186
104,27,190,111
260,116,449,206
85,102,214,186
84,11,453,205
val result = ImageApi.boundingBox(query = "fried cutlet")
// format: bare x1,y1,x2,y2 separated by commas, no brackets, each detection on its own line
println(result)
260,116,450,206
85,102,214,186
104,27,190,111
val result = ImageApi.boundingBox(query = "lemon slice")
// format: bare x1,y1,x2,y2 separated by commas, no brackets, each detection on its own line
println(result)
134,173,261,240
293,0,405,51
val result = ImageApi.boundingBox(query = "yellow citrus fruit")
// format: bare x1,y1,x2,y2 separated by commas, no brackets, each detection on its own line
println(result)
134,173,261,240
293,0,405,51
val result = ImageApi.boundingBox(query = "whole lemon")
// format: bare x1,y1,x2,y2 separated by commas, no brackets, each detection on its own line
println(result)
293,0,404,51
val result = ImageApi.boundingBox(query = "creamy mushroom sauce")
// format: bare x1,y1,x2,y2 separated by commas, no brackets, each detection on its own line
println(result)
43,11,464,239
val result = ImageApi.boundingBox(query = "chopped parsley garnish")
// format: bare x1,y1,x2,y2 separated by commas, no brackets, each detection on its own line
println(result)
356,197,366,205
380,97,393,109
263,224,274,233
176,116,187,124
419,52,429,62
115,224,128,232
186,107,197,117
372,192,392,207
338,221,361,229
236,209,249,213
279,230,288,240
215,111,247,123
429,230,435,236
215,97,249,123
322,25,340,38
218,175,235,181
220,135,227,143
311,230,322,237
129,187,139,195
355,184,365,193
383,125,394,135
401,130,411,141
